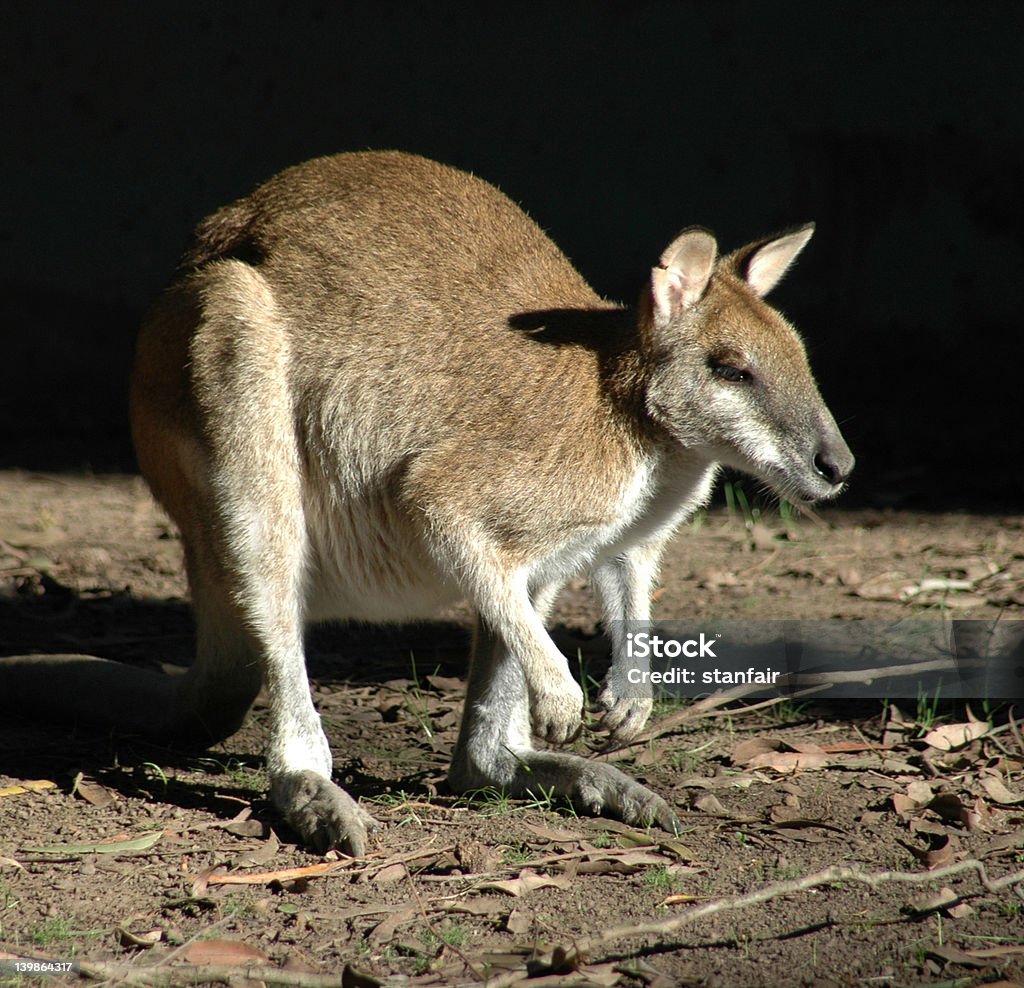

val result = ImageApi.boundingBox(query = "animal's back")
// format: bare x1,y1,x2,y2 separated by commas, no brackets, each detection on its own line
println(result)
133,152,644,623
188,151,600,323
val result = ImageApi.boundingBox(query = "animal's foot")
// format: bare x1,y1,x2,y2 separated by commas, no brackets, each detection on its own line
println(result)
450,746,680,834
528,672,584,746
556,756,681,833
595,683,653,743
271,770,380,855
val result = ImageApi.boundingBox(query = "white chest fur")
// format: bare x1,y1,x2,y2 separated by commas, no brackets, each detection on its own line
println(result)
526,451,718,594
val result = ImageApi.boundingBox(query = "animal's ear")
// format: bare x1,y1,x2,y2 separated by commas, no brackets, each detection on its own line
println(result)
740,223,815,297
650,228,717,326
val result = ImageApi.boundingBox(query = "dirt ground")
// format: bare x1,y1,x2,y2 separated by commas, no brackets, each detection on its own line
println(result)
1,470,1023,988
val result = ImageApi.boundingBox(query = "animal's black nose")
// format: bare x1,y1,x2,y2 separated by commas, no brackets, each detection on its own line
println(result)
812,444,855,486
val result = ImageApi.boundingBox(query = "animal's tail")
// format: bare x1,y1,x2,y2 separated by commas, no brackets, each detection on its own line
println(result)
0,653,240,745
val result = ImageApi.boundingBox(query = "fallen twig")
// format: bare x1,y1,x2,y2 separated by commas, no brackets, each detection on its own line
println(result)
205,860,350,886
617,683,831,748
1008,704,1024,756
618,651,996,749
460,860,1024,988
565,859,1024,962
75,959,390,987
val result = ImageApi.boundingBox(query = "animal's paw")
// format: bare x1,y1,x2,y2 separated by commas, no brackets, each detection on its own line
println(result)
573,760,681,834
271,770,380,855
528,674,584,746
595,684,653,743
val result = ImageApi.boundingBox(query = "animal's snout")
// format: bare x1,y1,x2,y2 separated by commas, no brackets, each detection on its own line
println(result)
812,437,855,487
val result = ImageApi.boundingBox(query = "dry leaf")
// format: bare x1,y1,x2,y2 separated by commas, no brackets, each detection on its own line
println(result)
900,833,956,869
505,907,532,935
480,868,573,897
443,896,509,916
180,939,269,966
924,836,956,870
894,781,936,817
967,796,994,833
655,835,697,861
659,892,701,906
371,863,408,885
23,831,162,856
731,737,783,764
909,886,960,913
907,780,935,804
191,864,228,898
72,773,116,809
818,741,892,754
922,722,989,751
981,777,1024,805
116,926,163,948
586,819,662,843
749,522,777,551
837,566,861,587
233,832,280,869
892,794,918,816
335,962,387,986
947,901,974,919
909,818,948,838
962,947,1024,960
926,944,987,968
747,750,829,773
616,830,662,849
425,674,464,692
577,850,668,876
928,944,1024,967
727,774,758,790
206,860,347,886
381,677,416,692
693,793,730,817
769,805,816,825
368,907,417,943
732,738,829,772
979,829,1024,859
617,958,678,988
767,808,843,832
521,822,586,843
221,818,266,838
901,577,975,599
0,780,57,799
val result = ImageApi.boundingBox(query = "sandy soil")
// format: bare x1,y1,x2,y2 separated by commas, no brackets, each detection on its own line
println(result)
1,470,1022,987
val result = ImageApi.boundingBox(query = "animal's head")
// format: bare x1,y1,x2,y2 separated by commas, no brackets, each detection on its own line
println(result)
640,224,853,503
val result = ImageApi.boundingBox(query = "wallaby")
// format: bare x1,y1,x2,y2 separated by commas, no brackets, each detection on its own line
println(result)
0,151,853,854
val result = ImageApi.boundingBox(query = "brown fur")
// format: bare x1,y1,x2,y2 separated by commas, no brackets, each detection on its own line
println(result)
2,152,852,852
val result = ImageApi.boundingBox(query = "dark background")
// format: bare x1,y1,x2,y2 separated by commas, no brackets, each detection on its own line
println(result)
3,3,1022,509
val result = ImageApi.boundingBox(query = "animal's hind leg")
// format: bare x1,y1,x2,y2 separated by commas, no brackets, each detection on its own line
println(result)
157,261,378,853
448,614,680,832
164,547,264,746
182,415,379,854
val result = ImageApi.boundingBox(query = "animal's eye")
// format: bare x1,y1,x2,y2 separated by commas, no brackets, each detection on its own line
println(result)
711,362,752,383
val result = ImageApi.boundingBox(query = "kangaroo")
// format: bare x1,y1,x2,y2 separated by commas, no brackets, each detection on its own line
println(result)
0,151,853,854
